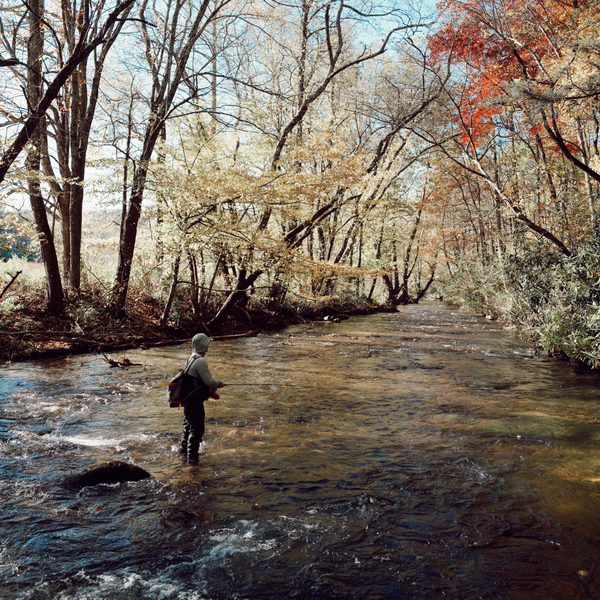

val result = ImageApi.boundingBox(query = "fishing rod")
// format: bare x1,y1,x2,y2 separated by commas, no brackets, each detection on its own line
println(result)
159,382,315,389
224,383,313,387
160,382,312,388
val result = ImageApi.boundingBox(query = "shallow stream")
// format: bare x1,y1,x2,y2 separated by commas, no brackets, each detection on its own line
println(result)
1,302,600,599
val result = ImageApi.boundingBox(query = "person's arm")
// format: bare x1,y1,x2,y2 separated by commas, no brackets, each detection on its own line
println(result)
193,357,223,389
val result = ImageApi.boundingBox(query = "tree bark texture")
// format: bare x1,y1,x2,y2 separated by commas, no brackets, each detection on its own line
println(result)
26,0,64,314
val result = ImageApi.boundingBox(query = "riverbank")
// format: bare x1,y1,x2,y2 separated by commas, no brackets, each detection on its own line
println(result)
0,288,381,362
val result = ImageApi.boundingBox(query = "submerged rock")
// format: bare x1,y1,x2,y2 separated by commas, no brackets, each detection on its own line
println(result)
63,460,151,489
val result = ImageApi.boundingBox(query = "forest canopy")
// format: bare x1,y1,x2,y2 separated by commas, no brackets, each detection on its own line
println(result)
1,0,600,367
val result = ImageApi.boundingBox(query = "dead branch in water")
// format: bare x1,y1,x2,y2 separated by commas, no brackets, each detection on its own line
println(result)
100,352,143,367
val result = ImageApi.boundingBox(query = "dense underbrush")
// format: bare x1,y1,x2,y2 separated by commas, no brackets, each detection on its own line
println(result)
442,241,600,369
0,281,379,362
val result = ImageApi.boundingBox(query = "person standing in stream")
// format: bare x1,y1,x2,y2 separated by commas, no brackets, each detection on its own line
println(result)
180,333,225,463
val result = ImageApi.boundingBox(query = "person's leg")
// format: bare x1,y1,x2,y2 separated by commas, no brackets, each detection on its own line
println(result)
185,402,206,462
180,417,191,456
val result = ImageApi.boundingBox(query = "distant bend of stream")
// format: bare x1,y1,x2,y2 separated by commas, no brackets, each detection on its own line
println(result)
1,301,600,599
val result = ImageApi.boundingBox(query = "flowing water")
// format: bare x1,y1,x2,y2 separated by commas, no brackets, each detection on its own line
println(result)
1,301,600,599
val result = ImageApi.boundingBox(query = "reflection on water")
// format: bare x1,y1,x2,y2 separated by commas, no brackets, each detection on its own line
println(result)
1,302,600,599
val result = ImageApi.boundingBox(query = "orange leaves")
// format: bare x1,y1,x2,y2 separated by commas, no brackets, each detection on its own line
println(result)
431,0,593,148
433,1,545,81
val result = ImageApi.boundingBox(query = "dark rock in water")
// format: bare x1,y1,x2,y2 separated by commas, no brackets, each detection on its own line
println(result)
63,460,151,489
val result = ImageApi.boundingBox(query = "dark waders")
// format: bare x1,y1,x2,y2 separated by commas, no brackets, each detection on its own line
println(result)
180,375,210,462
181,400,205,462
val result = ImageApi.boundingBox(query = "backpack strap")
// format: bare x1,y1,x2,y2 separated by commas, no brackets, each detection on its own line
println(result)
183,354,201,375
180,355,208,406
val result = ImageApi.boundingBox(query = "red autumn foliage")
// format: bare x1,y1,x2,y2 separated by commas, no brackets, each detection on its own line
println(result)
430,0,591,145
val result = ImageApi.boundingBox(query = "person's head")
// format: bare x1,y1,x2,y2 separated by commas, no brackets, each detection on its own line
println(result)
191,333,211,356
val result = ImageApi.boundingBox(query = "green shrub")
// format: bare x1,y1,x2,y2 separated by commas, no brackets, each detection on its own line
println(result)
439,241,600,368
440,255,510,319
505,241,600,367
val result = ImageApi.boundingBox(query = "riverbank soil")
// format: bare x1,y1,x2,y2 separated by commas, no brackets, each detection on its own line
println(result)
0,287,379,362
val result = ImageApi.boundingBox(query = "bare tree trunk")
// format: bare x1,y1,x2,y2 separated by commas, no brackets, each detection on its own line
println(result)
0,0,136,184
211,11,218,136
414,262,436,303
577,117,598,233
109,0,218,317
39,119,71,279
27,0,64,315
160,253,181,327
111,119,163,316
189,253,201,315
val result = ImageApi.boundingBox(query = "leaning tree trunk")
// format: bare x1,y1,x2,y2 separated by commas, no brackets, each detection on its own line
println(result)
414,262,436,303
207,269,262,331
111,186,145,317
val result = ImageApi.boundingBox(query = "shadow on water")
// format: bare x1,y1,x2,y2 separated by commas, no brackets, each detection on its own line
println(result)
1,301,600,599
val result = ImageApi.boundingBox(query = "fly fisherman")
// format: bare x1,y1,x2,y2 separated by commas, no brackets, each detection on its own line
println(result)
180,333,225,463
